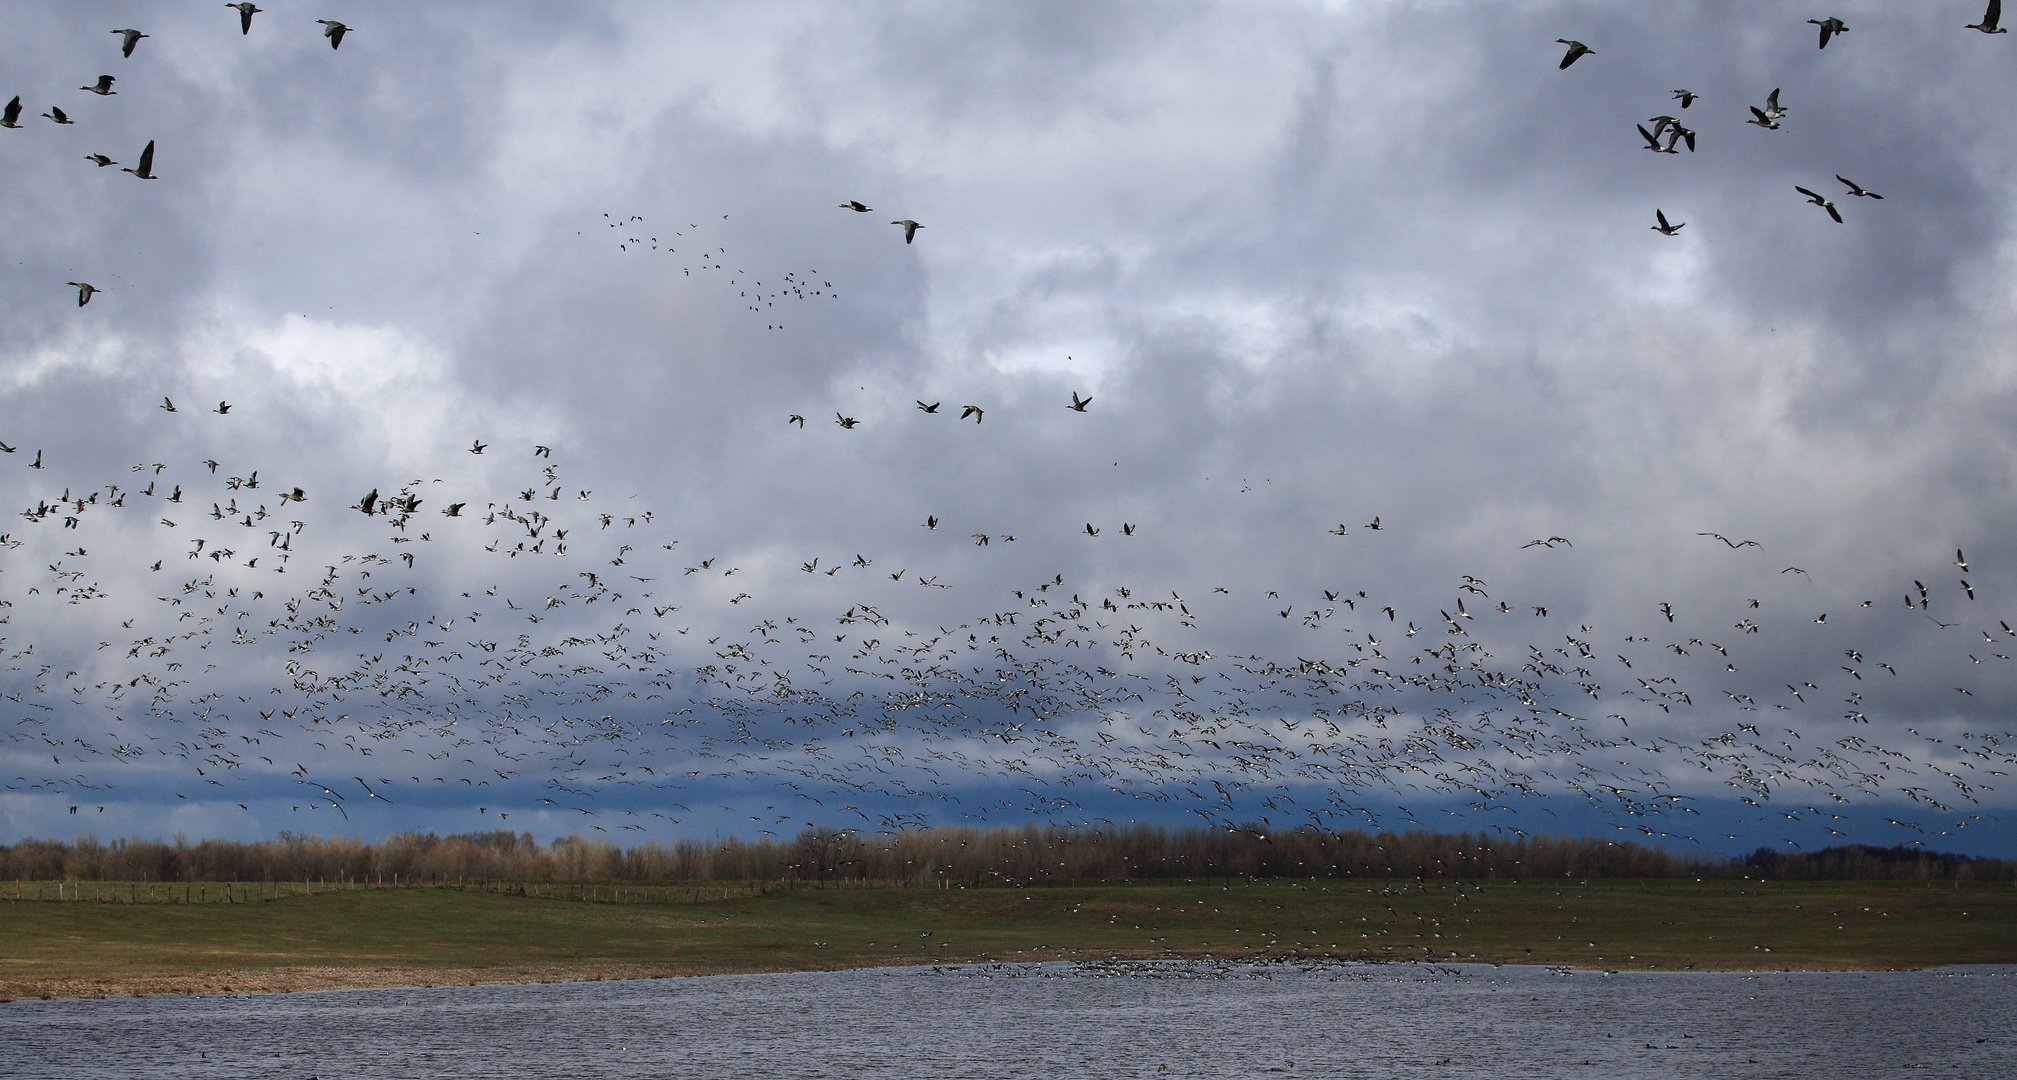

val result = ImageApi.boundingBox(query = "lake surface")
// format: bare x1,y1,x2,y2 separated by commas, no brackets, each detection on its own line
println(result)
2,960,2013,1078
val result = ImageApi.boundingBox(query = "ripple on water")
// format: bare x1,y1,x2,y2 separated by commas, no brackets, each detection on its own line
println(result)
2,960,2014,1079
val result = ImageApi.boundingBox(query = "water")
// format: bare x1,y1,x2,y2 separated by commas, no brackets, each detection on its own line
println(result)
3,960,2013,1078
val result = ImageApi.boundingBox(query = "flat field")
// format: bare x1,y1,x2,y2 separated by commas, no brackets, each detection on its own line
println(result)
4,877,2013,1000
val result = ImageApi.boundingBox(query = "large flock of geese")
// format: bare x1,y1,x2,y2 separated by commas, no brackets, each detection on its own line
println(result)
1,11,2012,853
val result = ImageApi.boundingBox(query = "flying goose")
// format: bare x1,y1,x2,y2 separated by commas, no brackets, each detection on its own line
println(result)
839,200,872,212
1968,0,2006,33
317,20,350,49
891,219,923,243
1651,209,1684,236
1556,39,1593,68
1069,392,1091,412
112,29,149,58
1836,175,1882,199
1808,17,1847,48
1637,124,1677,153
0,97,19,128
1671,88,1697,108
120,139,156,179
1796,186,1843,222
43,105,74,125
81,75,116,95
67,282,99,307
226,4,261,35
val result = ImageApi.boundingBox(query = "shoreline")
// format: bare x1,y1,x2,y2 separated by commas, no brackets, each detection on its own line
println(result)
0,951,1962,1003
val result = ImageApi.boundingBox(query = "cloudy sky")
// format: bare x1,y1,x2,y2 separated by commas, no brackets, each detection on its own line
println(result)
3,1,2015,855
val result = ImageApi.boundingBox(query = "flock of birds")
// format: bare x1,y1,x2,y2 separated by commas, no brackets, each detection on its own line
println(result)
1,404,2008,849
1556,4,2008,237
0,11,2012,854
2,8,353,306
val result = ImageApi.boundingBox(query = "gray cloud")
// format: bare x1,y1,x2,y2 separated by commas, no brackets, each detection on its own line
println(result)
2,2,2014,853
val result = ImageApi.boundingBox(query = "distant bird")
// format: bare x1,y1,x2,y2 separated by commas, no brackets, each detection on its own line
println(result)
226,4,262,35
121,139,157,179
1671,88,1698,108
1836,175,1882,199
1069,392,1092,412
1637,124,1677,154
923,516,938,530
1084,523,1100,537
84,153,116,167
1556,39,1593,68
112,29,149,58
213,401,231,414
317,20,350,49
66,282,98,307
1808,17,1848,48
1968,0,2007,33
160,397,176,412
1523,536,1572,548
467,440,487,454
1329,524,1350,536
787,414,805,427
1796,186,1843,222
916,401,940,413
835,413,859,429
1697,532,1759,548
1956,549,1969,572
42,105,73,125
0,97,19,128
1651,209,1684,236
960,405,983,423
892,219,923,243
1121,522,1136,536
1747,107,1780,130
81,75,116,95
1762,88,1787,119
1365,516,1383,530
839,200,872,212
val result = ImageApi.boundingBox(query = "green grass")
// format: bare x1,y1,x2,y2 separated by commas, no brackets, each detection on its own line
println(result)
4,877,2013,999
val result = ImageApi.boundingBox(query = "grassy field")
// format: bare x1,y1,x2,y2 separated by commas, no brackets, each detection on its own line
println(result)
4,877,2014,999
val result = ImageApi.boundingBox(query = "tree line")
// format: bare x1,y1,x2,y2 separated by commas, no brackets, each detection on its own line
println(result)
0,825,2006,884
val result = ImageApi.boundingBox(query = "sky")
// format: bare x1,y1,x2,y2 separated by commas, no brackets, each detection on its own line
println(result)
2,1,2015,856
